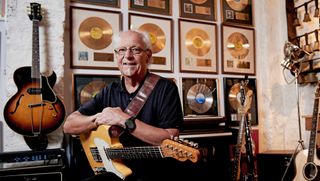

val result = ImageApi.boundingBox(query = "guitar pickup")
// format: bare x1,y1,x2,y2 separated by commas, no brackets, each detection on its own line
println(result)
28,103,46,108
27,88,42,94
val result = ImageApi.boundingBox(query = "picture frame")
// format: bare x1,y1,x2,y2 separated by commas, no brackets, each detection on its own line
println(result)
182,77,219,118
72,74,120,110
70,6,122,70
129,0,171,15
0,0,5,20
179,0,216,21
71,0,120,8
223,77,258,126
221,0,253,26
179,19,218,74
129,13,173,72
221,24,255,75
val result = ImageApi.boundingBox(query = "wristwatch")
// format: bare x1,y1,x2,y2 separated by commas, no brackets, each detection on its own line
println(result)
125,116,136,132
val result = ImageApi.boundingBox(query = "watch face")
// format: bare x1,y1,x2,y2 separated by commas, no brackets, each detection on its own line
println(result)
126,120,134,128
125,117,136,131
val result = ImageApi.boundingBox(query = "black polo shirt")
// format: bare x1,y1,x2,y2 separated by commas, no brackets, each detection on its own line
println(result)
79,73,187,181
78,73,184,144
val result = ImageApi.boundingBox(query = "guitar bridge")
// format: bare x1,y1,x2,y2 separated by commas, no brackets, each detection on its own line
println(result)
90,147,102,162
93,167,106,174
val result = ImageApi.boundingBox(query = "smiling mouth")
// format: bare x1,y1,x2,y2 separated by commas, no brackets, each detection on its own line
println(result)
123,62,136,66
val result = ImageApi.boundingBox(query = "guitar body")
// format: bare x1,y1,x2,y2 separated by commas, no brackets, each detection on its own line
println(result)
293,149,320,181
80,125,132,180
4,66,66,136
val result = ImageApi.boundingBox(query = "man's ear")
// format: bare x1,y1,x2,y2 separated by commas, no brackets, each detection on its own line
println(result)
146,49,152,58
146,49,153,64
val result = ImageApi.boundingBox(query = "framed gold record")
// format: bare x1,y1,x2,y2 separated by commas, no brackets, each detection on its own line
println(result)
70,6,122,70
73,74,120,110
182,78,219,117
129,0,171,15
129,13,173,72
221,0,253,26
223,77,258,125
222,24,255,75
71,0,120,8
179,0,216,21
179,19,218,73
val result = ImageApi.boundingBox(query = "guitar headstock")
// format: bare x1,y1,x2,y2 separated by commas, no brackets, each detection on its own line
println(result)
27,2,42,21
161,138,201,163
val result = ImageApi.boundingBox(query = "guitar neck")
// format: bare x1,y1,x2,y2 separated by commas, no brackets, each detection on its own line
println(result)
32,19,40,79
307,94,320,162
105,146,164,160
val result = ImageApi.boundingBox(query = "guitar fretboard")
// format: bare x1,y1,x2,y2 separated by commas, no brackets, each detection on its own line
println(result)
105,146,163,159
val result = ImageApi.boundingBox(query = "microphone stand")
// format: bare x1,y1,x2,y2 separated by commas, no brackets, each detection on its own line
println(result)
281,69,305,181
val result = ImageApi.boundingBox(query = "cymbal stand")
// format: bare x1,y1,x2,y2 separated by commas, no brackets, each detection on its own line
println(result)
281,69,305,181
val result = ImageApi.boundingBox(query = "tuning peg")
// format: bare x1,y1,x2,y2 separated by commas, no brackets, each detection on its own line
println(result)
183,139,190,145
193,142,199,148
173,136,179,141
188,141,194,147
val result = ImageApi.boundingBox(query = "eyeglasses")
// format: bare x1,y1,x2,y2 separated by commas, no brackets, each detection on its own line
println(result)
114,47,148,55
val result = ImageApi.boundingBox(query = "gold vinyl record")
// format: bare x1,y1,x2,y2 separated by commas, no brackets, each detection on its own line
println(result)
187,83,213,114
190,0,207,4
80,80,106,105
138,23,166,53
226,32,250,59
226,0,249,11
79,17,113,50
228,83,252,111
185,28,211,57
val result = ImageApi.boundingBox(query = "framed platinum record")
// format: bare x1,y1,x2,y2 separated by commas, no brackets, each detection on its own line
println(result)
182,78,219,118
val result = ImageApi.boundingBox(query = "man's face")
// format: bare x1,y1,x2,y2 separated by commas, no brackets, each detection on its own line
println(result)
115,31,151,78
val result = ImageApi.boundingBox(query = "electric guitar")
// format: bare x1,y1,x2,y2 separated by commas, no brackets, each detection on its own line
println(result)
293,81,320,181
231,80,257,181
80,125,201,180
3,3,65,136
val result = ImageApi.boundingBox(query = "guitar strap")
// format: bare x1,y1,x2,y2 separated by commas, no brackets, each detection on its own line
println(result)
124,72,160,117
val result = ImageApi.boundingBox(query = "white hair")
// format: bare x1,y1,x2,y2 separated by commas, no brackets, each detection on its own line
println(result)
112,30,153,64
112,30,152,49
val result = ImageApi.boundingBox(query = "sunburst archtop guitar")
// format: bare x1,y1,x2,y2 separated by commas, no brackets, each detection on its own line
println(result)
3,3,65,137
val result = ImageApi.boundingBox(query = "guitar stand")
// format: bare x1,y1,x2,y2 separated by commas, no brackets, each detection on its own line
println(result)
281,70,306,181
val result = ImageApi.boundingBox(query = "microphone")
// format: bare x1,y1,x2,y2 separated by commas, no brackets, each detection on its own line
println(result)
281,41,310,72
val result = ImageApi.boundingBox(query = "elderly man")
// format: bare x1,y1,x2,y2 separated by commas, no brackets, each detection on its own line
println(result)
63,30,184,181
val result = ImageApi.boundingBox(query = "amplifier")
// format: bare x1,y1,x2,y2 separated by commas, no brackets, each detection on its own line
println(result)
257,150,295,181
0,148,64,163
0,149,65,180
0,171,62,181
